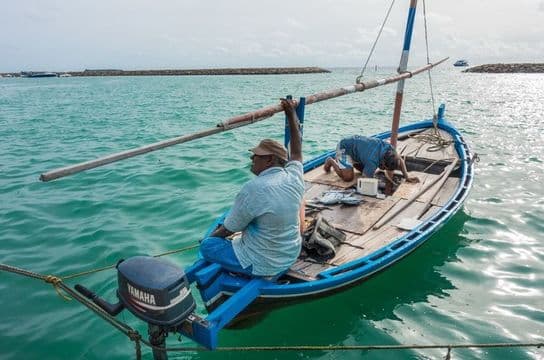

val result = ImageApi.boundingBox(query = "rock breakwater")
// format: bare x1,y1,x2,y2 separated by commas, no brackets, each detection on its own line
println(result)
464,63,544,73
1,67,330,78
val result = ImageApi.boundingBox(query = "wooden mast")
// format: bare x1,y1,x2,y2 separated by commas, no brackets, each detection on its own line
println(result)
390,0,418,149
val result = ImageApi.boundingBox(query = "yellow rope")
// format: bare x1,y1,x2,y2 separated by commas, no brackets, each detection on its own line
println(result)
61,243,199,281
44,275,72,301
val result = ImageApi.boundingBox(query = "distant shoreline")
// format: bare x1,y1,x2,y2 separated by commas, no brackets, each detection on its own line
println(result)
463,63,544,73
1,67,330,77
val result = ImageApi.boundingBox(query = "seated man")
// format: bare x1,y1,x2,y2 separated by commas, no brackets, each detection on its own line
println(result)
200,99,304,277
324,135,419,184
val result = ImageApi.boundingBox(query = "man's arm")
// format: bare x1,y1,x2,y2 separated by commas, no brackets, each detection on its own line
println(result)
281,98,302,162
396,154,420,183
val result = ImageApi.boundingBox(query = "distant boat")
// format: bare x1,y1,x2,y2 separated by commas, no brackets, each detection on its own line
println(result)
59,73,72,77
453,59,469,67
20,71,58,78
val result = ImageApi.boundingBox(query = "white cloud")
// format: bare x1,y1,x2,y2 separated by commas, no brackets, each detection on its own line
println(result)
1,0,543,71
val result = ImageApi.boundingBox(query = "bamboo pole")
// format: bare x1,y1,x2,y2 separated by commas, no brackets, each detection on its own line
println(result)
39,58,448,182
373,160,458,230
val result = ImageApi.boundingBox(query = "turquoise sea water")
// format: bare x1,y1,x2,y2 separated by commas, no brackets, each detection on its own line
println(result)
1,68,543,359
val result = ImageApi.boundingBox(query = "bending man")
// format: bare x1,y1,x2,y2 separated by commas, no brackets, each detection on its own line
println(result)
200,99,304,277
324,135,419,184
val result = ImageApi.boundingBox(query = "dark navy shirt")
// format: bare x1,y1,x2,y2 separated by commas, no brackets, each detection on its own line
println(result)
338,136,393,177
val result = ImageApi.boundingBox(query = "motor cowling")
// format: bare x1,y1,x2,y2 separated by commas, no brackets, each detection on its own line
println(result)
117,256,195,327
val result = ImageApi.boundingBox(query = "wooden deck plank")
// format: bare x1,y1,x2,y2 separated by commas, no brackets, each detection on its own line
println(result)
420,205,443,221
318,196,400,235
355,226,406,258
330,226,405,266
387,199,429,226
430,177,459,207
392,171,439,200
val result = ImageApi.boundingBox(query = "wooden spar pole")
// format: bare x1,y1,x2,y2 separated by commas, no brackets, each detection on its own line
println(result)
390,0,418,149
39,58,447,182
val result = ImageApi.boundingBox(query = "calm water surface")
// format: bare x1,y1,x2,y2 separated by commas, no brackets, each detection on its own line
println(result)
1,68,543,359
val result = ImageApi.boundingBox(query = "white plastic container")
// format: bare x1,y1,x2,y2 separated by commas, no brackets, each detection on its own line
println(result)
357,178,378,196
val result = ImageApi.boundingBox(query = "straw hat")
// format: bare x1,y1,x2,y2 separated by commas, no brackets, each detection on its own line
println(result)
249,139,288,161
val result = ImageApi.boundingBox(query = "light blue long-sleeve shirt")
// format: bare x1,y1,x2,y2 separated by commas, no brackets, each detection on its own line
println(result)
224,161,304,276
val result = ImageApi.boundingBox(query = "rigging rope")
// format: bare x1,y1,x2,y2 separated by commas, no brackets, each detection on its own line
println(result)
356,0,396,83
422,0,437,123
2,263,542,359
1,263,144,359
410,0,452,153
61,243,199,281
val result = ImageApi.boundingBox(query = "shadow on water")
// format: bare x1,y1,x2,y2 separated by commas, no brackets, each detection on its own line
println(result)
185,210,473,360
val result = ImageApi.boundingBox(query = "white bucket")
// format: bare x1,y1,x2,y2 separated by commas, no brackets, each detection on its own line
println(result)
357,178,378,196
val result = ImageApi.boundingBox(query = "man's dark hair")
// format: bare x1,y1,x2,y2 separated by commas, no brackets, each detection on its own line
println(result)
382,150,398,170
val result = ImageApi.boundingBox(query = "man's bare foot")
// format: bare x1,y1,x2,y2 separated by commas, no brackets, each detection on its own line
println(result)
324,157,334,172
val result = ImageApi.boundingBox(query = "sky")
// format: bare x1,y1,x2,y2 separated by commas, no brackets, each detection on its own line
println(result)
1,0,543,72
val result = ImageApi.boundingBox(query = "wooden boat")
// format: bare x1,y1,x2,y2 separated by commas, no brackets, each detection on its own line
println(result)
175,2,474,351
180,110,474,349
38,0,474,356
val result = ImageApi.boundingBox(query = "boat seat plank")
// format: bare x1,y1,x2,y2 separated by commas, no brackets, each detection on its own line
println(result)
304,166,357,188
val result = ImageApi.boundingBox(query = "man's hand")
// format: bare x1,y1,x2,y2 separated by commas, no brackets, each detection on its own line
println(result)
280,98,297,114
406,176,420,183
210,225,234,239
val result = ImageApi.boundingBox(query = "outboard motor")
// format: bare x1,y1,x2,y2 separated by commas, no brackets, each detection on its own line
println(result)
75,256,195,360
117,256,195,326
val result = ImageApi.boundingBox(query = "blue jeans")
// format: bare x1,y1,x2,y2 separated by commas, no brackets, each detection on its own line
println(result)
200,237,254,276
